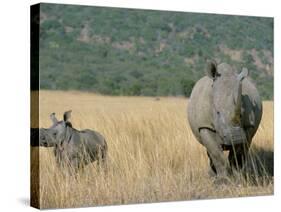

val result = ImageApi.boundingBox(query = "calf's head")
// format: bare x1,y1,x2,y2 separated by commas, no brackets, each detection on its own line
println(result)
206,61,248,145
39,110,72,147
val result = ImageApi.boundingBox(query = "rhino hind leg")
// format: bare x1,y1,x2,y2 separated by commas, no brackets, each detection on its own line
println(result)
69,157,81,174
96,146,108,171
200,129,230,179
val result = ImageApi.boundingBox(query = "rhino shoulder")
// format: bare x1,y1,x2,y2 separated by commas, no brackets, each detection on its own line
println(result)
241,78,263,134
188,76,214,139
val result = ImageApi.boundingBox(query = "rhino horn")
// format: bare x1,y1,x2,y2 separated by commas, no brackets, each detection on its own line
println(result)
233,68,249,124
238,68,249,81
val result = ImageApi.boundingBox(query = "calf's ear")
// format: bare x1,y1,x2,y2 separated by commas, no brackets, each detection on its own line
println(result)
50,113,58,124
63,110,72,122
206,60,218,79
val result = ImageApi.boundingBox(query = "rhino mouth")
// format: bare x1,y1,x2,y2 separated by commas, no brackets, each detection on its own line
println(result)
42,142,49,147
40,135,53,147
220,126,247,145
40,139,49,147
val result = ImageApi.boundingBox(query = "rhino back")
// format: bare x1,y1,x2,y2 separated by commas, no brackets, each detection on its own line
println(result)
80,130,106,149
188,76,214,142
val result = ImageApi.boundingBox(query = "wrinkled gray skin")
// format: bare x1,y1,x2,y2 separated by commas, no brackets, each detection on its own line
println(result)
39,111,107,172
188,61,262,179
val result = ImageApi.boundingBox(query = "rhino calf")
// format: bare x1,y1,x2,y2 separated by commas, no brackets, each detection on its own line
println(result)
188,61,262,180
39,111,108,172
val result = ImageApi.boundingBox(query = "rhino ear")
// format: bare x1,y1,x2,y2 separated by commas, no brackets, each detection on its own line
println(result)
63,110,72,122
50,113,58,124
206,60,218,79
238,68,249,81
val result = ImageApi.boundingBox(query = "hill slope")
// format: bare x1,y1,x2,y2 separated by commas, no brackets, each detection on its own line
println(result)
38,3,274,99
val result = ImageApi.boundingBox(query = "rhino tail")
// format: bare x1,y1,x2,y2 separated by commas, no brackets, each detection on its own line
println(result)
101,139,108,161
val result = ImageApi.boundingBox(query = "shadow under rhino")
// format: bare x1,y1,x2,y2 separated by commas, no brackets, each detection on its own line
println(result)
207,146,273,185
246,146,274,179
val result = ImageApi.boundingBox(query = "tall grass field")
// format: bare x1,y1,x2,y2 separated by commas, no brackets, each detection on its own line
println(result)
31,91,273,209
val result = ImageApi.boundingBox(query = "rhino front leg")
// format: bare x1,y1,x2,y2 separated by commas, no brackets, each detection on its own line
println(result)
200,129,230,179
207,152,217,175
69,157,81,174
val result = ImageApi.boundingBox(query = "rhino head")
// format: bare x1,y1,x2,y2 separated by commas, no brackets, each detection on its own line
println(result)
206,61,248,145
39,111,72,147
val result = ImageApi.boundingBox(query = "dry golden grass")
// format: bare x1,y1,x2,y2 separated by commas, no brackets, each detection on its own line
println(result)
31,91,273,209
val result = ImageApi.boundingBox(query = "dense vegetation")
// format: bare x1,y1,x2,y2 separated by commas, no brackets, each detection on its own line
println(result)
39,3,273,99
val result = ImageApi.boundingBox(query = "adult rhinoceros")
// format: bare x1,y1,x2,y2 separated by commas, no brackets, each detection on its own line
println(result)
39,111,107,172
188,61,262,179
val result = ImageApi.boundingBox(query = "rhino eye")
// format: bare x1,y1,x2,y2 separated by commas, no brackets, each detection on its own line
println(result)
53,132,57,137
217,111,220,115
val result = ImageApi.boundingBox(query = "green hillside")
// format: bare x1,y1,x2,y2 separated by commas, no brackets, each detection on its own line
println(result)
38,3,274,99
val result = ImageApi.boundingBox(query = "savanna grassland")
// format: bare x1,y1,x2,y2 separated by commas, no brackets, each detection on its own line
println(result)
31,90,273,209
